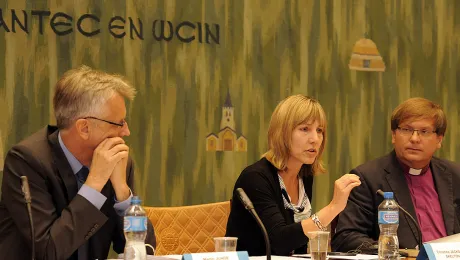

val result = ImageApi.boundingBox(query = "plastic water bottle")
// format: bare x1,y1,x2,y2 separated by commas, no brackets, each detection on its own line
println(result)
378,192,399,260
124,196,148,260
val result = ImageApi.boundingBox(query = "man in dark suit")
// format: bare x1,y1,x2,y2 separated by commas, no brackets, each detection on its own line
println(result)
332,97,460,252
0,66,156,259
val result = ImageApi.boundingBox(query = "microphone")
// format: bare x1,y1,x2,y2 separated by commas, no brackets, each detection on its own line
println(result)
236,187,254,210
376,189,422,250
236,188,271,260
21,176,35,260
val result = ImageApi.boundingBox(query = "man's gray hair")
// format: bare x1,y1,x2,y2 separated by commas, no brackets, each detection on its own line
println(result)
53,65,136,129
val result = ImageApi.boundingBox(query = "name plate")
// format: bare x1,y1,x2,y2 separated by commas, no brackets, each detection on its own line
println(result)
424,242,460,260
181,251,249,260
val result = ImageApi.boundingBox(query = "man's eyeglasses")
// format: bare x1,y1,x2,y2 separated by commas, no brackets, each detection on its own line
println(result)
397,127,437,137
84,116,125,127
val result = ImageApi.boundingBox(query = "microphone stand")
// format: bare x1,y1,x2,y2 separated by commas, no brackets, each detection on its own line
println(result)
250,210,271,260
236,188,271,260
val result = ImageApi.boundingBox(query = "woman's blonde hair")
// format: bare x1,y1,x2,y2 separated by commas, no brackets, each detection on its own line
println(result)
263,95,327,175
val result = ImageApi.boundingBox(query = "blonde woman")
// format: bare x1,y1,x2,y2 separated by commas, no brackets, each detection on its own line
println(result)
225,95,361,256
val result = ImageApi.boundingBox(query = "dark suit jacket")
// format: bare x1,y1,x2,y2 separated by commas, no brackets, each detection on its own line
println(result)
225,157,313,256
0,126,156,260
332,150,460,252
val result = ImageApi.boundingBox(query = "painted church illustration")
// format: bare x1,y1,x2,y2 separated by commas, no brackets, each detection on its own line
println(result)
206,91,247,152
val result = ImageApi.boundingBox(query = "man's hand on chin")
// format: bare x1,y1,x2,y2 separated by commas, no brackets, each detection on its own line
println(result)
110,152,131,202
86,137,128,192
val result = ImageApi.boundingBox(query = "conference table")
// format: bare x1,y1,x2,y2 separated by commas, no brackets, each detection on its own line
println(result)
112,256,375,260
111,252,418,260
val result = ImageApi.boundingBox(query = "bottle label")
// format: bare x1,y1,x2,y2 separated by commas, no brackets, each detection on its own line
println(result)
124,216,148,232
378,210,399,224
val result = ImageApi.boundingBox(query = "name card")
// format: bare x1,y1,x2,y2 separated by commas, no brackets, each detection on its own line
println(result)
423,242,460,260
182,251,249,260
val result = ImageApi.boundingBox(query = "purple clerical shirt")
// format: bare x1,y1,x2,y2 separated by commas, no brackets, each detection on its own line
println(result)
403,165,447,242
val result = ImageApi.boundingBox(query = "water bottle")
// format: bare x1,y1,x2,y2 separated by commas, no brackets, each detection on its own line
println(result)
378,192,399,260
124,196,148,260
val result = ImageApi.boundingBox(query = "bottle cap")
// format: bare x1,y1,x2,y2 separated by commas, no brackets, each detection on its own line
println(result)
383,192,394,199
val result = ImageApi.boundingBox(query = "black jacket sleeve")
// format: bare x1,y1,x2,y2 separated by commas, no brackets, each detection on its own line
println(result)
331,168,377,252
2,145,108,260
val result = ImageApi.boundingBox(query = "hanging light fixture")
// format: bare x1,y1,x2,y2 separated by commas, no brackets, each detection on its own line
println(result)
349,38,385,72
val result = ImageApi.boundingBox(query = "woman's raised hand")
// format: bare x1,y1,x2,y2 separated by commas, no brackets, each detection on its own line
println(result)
330,173,361,213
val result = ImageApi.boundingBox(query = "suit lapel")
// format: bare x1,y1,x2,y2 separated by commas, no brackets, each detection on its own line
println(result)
47,127,79,202
431,158,455,235
384,152,421,243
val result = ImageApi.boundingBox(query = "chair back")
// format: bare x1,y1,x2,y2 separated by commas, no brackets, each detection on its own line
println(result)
144,201,231,255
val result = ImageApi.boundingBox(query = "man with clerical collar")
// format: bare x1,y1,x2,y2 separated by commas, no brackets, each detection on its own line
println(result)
332,97,460,252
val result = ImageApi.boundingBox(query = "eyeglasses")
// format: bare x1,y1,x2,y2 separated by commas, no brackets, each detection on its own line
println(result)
396,127,437,137
84,116,125,127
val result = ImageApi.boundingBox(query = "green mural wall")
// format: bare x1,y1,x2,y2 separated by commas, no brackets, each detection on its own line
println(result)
1,0,460,212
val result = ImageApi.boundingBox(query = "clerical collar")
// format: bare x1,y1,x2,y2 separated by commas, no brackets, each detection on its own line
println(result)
408,168,422,175
397,158,430,176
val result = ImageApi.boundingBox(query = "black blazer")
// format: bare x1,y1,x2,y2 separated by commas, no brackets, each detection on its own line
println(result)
332,151,460,252
225,157,314,256
0,126,156,260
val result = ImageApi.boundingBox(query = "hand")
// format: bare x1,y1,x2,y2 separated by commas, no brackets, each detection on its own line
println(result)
110,153,130,201
85,137,129,192
329,174,361,213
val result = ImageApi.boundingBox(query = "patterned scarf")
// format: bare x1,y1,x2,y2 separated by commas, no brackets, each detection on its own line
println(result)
278,174,312,223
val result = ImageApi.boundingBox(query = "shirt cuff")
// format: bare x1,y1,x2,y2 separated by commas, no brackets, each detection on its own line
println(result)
114,189,133,216
78,184,107,209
